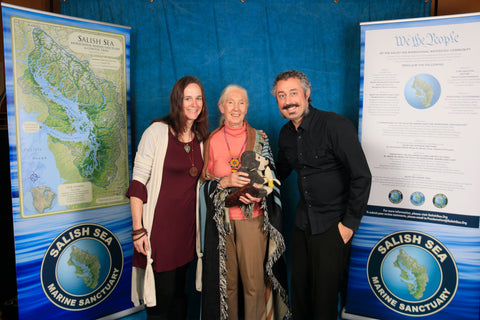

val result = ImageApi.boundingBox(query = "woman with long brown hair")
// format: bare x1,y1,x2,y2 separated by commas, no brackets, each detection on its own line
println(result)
127,75,208,319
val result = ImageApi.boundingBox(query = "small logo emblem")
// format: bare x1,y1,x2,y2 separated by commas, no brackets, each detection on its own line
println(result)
410,192,425,206
432,194,448,208
388,190,403,204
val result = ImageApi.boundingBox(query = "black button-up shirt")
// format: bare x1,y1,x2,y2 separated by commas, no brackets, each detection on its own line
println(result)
277,106,372,234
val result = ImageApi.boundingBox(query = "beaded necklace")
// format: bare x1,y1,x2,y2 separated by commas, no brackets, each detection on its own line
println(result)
224,126,247,172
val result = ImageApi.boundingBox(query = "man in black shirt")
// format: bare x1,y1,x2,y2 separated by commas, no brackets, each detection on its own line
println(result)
271,70,372,320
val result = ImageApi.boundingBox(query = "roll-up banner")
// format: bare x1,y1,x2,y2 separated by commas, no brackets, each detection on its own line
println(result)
2,4,134,319
343,12,480,320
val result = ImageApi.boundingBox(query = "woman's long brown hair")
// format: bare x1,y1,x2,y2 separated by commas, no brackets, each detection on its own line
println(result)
152,75,209,142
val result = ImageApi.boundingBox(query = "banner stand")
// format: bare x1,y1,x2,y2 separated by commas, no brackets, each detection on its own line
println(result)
96,306,145,320
2,4,133,319
345,12,480,320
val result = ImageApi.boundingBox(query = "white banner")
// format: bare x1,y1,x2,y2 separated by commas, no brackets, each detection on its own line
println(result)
345,13,480,320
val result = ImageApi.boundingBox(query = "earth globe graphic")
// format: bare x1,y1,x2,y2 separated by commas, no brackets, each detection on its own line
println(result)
433,194,448,208
410,192,425,206
404,74,441,109
56,238,111,295
388,190,403,204
382,246,441,301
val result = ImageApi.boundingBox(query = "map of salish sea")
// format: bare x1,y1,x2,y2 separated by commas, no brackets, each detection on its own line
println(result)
394,249,429,299
68,245,101,289
404,73,441,109
11,17,129,217
411,77,434,107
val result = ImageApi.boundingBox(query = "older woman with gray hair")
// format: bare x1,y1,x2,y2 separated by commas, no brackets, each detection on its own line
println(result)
197,84,290,320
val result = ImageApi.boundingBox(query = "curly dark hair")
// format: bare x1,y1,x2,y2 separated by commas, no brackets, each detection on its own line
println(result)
271,69,312,103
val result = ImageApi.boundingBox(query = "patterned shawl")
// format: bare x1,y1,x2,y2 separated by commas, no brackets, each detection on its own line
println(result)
197,122,291,320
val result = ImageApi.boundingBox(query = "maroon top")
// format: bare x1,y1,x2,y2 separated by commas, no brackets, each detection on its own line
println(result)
126,130,203,272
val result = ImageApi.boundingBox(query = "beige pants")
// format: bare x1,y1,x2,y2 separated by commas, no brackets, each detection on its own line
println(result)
226,214,268,320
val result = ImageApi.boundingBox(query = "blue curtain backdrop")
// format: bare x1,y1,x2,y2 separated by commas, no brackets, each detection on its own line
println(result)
61,0,430,315
61,0,430,238
60,0,430,148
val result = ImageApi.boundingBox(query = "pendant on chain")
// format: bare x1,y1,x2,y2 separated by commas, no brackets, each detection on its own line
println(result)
229,158,240,172
189,166,198,177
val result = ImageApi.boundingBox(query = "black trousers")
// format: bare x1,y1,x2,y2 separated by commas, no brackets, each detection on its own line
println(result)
290,223,351,320
146,264,189,320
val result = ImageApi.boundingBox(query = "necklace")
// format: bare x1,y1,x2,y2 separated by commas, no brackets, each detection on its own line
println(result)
180,130,193,152
224,127,247,172
173,128,198,177
186,144,198,177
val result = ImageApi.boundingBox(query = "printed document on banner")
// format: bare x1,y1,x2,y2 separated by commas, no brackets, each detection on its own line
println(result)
361,16,480,220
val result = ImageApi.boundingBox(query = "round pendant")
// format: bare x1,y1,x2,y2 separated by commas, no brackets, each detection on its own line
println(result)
229,158,240,171
189,166,199,177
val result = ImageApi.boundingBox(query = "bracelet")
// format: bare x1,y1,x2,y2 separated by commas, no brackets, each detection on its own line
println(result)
131,227,147,236
131,227,148,241
132,232,147,242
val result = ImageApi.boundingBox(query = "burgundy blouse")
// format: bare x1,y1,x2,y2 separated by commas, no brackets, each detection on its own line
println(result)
126,130,203,272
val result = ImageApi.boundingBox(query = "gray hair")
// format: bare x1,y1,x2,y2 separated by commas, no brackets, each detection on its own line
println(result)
218,84,249,106
271,69,312,102
218,84,249,125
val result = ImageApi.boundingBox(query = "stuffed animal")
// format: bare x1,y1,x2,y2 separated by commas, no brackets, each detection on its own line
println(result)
225,150,280,207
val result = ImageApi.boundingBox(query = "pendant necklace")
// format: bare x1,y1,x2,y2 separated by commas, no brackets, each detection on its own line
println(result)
177,129,198,177
186,147,198,177
224,126,247,172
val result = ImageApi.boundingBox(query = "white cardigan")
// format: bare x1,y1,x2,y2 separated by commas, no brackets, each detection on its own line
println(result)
130,122,203,307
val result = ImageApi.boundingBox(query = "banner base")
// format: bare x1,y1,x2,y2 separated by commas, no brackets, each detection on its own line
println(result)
341,307,379,320
97,305,145,320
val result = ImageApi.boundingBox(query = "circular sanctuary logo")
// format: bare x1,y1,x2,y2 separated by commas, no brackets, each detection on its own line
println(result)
367,231,457,317
388,190,403,204
41,223,123,310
